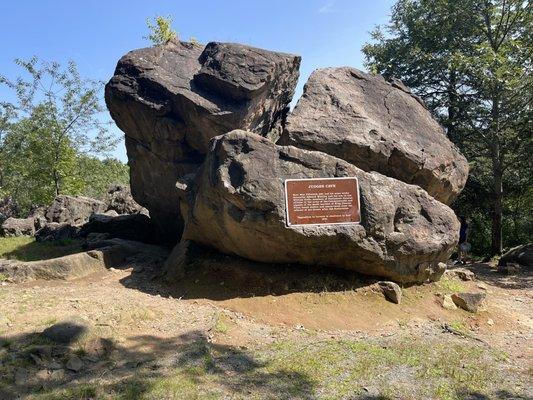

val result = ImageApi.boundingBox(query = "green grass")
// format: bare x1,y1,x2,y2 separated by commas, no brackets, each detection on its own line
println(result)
436,276,465,294
0,236,83,262
25,336,520,400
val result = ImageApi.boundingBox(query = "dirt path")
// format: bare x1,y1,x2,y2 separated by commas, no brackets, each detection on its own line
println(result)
0,259,531,399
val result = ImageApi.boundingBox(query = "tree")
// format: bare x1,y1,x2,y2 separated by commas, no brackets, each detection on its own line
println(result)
145,15,177,45
363,0,532,256
0,57,119,213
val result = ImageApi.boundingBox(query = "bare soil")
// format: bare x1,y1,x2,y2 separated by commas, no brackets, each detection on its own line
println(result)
0,251,531,399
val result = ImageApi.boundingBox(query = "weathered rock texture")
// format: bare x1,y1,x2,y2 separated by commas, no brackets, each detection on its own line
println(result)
0,217,35,237
282,68,468,204
182,131,458,283
104,185,146,215
45,195,106,226
105,40,301,239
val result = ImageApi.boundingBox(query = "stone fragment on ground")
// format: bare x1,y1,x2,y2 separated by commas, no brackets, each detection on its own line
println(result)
65,355,83,372
451,292,486,313
105,40,300,239
441,294,458,310
282,67,468,204
446,267,475,281
182,130,458,283
378,281,402,304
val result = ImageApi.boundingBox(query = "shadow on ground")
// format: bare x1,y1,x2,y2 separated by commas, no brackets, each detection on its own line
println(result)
118,245,382,301
3,238,84,262
0,328,316,400
465,262,532,290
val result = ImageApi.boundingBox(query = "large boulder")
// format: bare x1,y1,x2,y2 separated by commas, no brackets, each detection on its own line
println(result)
181,130,459,283
0,217,35,237
281,68,469,204
45,195,106,226
104,185,146,215
105,40,301,240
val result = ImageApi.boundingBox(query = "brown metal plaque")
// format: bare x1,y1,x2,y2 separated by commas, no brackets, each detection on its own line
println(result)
284,177,360,226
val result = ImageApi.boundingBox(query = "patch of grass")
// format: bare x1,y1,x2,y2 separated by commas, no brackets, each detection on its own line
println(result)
436,276,465,294
0,273,7,282
39,317,58,327
0,236,83,261
27,384,97,400
213,313,228,334
22,336,524,400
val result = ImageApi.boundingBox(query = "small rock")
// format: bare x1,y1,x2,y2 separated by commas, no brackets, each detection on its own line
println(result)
66,355,83,372
451,292,486,313
441,294,457,310
378,281,402,304
487,318,494,326
453,268,476,281
477,283,488,290
47,360,63,370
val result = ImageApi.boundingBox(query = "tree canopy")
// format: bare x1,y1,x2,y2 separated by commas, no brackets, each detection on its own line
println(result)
0,58,129,215
363,0,532,256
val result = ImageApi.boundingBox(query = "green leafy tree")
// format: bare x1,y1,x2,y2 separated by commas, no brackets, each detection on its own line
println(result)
145,15,177,45
76,155,129,199
0,57,119,213
363,0,532,255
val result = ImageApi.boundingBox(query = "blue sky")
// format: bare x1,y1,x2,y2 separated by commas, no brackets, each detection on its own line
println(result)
0,0,395,161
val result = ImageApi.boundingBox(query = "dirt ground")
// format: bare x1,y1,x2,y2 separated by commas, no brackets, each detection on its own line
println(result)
0,250,531,399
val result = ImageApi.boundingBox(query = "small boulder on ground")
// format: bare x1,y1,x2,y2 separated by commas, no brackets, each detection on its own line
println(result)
378,281,402,304
1,217,35,237
45,195,106,226
446,267,475,281
35,222,80,242
498,243,532,269
441,294,458,310
451,292,486,313
104,185,147,215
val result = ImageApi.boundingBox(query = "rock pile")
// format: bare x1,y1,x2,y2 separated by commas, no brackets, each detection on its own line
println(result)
0,186,151,243
105,40,469,283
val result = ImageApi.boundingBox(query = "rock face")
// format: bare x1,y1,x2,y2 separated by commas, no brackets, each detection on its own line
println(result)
182,131,459,283
1,217,35,237
46,195,105,226
282,68,469,204
105,40,301,240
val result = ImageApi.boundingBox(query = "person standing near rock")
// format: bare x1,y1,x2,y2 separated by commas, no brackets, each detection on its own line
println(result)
458,216,470,264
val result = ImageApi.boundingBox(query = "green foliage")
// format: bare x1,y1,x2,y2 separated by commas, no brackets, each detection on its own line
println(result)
145,15,177,45
0,57,126,214
363,0,533,255
76,155,129,200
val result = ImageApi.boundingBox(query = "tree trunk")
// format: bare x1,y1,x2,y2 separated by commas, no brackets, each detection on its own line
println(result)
490,94,503,256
